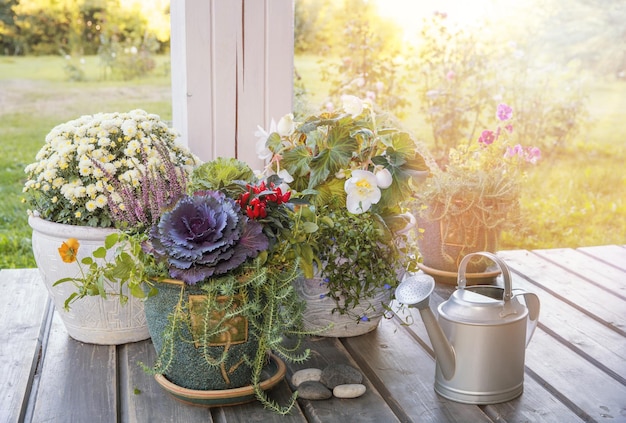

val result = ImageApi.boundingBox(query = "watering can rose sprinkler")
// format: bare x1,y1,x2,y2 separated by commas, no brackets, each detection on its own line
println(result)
395,252,540,404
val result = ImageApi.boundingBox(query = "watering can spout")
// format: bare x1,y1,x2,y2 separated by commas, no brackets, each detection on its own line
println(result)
419,306,456,380
395,273,456,380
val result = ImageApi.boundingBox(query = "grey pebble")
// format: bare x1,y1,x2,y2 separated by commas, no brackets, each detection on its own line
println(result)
333,383,367,399
297,381,332,400
319,363,363,389
291,368,322,388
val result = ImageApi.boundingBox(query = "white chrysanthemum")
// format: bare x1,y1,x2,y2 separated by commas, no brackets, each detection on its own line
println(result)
86,184,98,198
52,177,64,189
85,200,97,212
42,168,56,182
121,119,138,138
95,195,108,208
73,185,87,199
124,139,141,157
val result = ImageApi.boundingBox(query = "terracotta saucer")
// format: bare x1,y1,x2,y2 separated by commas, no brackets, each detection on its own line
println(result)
154,353,286,407
417,262,501,285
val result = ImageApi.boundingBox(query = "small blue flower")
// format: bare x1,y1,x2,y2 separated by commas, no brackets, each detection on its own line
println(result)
383,283,391,290
323,277,330,283
360,315,369,322
319,294,326,299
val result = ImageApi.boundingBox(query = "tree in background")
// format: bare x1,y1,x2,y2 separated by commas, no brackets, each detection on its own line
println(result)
1,0,169,58
296,0,411,118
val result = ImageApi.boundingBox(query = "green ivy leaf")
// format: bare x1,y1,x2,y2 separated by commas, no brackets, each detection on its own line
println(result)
105,233,119,249
92,246,107,259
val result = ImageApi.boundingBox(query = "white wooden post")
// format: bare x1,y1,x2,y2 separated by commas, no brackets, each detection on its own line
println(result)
170,0,294,170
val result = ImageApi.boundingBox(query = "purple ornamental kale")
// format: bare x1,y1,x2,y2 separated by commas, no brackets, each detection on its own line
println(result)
149,190,269,285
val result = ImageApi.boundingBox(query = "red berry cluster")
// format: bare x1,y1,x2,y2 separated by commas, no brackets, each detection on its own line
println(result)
237,181,291,219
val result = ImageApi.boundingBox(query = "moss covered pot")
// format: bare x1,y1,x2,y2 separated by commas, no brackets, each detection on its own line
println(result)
143,279,259,391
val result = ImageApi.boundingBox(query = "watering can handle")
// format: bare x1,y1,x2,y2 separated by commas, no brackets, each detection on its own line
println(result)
457,252,513,302
517,291,540,346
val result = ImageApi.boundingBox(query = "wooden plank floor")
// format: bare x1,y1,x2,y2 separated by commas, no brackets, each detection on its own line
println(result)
2,245,625,423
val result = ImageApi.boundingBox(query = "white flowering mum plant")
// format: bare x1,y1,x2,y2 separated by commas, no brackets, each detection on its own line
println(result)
23,109,198,228
256,96,429,320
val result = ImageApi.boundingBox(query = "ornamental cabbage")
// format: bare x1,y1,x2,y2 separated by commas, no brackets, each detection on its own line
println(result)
148,190,269,285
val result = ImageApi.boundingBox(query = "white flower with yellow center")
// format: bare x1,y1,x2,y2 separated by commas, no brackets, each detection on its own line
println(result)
95,195,108,208
344,169,381,214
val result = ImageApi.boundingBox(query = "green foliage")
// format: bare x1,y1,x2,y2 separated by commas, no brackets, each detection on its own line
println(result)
315,204,413,320
52,232,158,310
264,105,428,217
188,157,256,195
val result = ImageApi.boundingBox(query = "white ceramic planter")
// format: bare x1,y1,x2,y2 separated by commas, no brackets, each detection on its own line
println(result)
294,276,391,337
29,215,149,345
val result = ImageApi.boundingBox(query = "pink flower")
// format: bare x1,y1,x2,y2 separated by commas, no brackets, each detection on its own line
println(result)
496,103,513,121
478,130,496,145
525,146,541,164
504,144,524,158
446,70,455,81
505,124,514,133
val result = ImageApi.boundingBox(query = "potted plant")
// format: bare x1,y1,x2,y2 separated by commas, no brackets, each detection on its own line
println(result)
49,156,311,413
256,95,429,336
23,109,198,344
412,103,541,284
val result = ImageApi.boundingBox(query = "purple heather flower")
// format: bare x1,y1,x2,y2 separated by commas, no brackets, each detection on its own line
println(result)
149,190,268,285
496,103,513,121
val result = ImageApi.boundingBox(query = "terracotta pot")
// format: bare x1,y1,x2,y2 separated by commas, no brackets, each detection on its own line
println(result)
29,215,149,344
415,212,499,285
144,279,259,390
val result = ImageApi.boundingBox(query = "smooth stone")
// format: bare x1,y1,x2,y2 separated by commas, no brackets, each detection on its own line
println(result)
291,368,323,388
319,363,363,389
333,383,367,399
296,381,332,400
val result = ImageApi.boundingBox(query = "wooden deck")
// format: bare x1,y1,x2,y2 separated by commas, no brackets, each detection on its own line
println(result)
2,245,625,422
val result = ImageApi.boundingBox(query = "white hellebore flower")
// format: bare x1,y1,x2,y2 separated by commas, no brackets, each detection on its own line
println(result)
341,95,364,118
254,119,277,161
344,170,381,214
375,167,393,189
277,113,295,137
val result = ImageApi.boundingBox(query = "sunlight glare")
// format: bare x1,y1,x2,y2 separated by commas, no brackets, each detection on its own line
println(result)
373,0,510,43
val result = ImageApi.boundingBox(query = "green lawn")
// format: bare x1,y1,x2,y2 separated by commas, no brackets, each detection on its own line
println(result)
1,54,624,269
0,55,172,269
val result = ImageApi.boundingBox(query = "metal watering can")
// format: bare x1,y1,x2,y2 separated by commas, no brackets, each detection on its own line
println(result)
395,252,540,404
